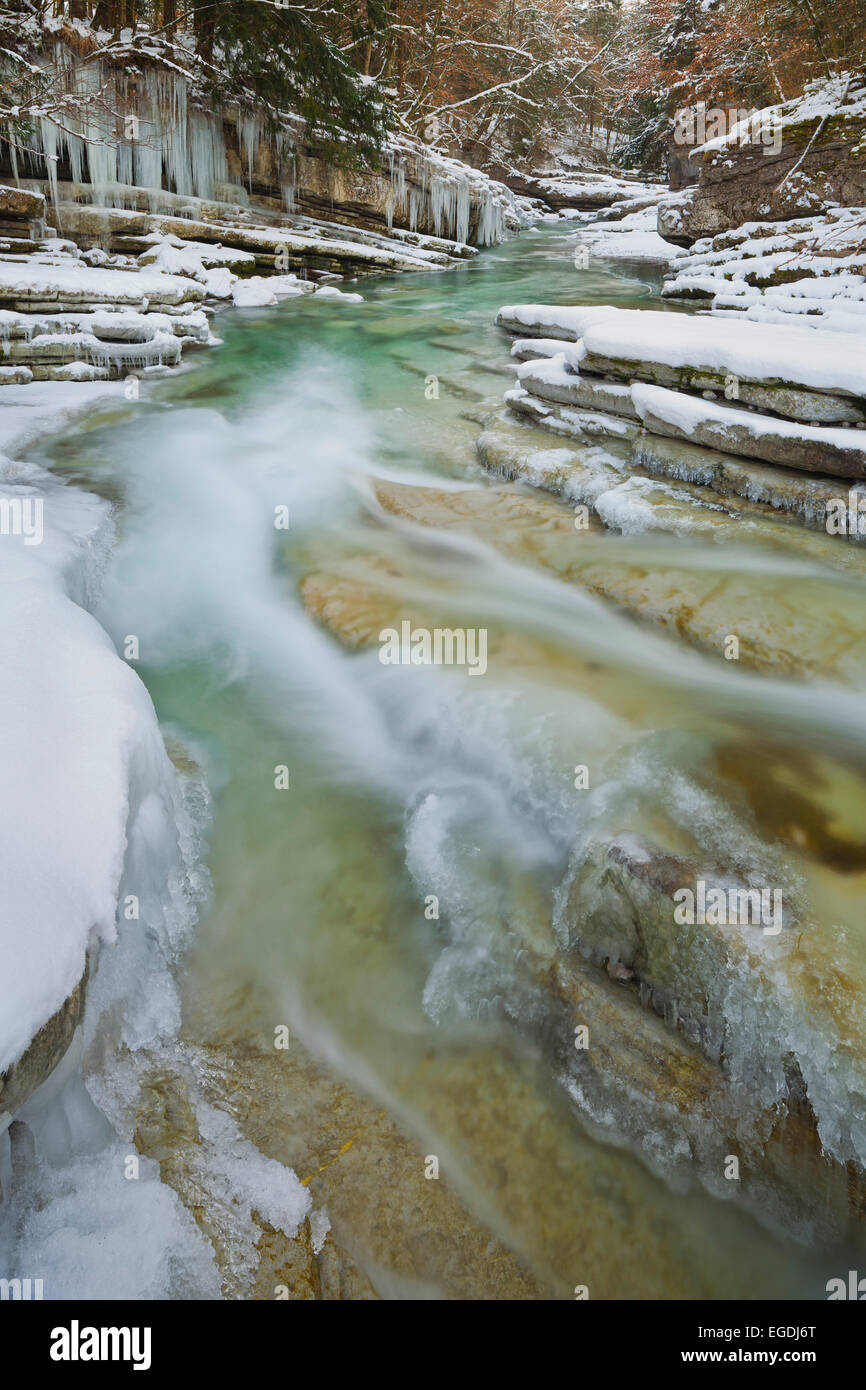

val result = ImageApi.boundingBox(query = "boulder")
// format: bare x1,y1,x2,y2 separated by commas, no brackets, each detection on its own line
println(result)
679,77,866,241
0,184,46,221
0,967,87,1125
657,189,698,247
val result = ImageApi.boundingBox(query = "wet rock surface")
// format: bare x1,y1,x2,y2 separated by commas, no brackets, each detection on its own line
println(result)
0,966,87,1126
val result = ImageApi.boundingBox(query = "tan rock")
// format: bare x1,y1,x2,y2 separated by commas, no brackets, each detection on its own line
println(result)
0,966,87,1122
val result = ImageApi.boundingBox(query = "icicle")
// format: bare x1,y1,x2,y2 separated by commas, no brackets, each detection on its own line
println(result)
134,137,163,196
189,108,228,200
8,127,19,187
158,70,192,196
455,181,471,245
239,113,259,192
116,141,133,189
39,118,61,224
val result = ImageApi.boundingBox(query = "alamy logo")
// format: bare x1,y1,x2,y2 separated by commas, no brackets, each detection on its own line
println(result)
827,1270,866,1299
825,490,866,537
0,496,43,545
673,103,782,155
0,1277,43,1299
673,880,783,935
50,1321,152,1371
378,621,488,676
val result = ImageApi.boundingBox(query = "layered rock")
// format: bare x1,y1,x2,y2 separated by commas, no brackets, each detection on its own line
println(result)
0,179,454,383
0,183,47,247
670,75,866,244
478,410,866,572
44,193,474,275
0,28,529,252
496,304,866,481
0,229,215,382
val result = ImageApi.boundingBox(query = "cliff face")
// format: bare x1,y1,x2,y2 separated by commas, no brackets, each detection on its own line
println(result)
0,34,527,251
672,75,866,243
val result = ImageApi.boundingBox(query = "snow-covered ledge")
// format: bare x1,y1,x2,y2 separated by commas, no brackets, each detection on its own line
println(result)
0,387,197,1121
496,304,866,480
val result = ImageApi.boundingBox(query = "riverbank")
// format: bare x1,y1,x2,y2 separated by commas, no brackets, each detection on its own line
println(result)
2,217,865,1297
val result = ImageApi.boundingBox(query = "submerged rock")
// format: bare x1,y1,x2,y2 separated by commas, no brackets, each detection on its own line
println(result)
297,531,866,1251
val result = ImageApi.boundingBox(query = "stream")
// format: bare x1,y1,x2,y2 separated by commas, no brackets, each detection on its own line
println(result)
4,220,866,1299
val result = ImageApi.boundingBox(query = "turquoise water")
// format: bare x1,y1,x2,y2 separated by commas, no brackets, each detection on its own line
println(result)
23,222,866,1297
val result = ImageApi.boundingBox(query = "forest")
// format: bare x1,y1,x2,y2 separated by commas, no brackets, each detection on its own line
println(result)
2,0,864,175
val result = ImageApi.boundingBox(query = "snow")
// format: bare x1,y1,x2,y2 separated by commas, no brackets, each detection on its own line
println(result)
231,275,314,308
312,285,364,303
0,381,125,456
230,280,277,309
631,382,866,452
50,360,109,380
499,303,866,398
581,309,866,396
139,232,255,269
516,352,578,388
0,446,186,1073
497,303,619,342
574,205,677,264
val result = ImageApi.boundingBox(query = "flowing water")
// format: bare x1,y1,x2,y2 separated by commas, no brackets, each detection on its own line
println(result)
5,222,866,1299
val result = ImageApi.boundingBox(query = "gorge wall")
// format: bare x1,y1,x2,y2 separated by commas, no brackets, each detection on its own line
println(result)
0,29,527,250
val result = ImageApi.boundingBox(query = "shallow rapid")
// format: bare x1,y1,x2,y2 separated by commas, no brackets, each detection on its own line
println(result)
5,223,865,1299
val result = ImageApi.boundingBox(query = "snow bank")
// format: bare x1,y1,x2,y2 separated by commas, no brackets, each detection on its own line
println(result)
498,303,866,398
573,199,689,266
0,453,189,1071
0,383,200,1075
0,259,204,307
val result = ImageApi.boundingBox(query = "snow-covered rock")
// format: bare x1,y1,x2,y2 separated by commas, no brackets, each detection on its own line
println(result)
231,275,314,307
496,302,866,480
662,207,866,330
632,383,866,478
528,170,667,212
497,304,866,406
573,202,683,266
312,285,364,303
0,258,205,311
679,74,866,240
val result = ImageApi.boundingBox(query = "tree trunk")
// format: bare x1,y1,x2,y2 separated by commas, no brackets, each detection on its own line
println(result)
92,0,120,31
194,0,216,65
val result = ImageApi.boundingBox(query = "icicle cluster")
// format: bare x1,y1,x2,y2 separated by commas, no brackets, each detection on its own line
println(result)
2,41,528,247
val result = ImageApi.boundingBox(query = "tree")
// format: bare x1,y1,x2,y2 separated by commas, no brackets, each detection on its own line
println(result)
205,1,391,160
609,0,866,173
